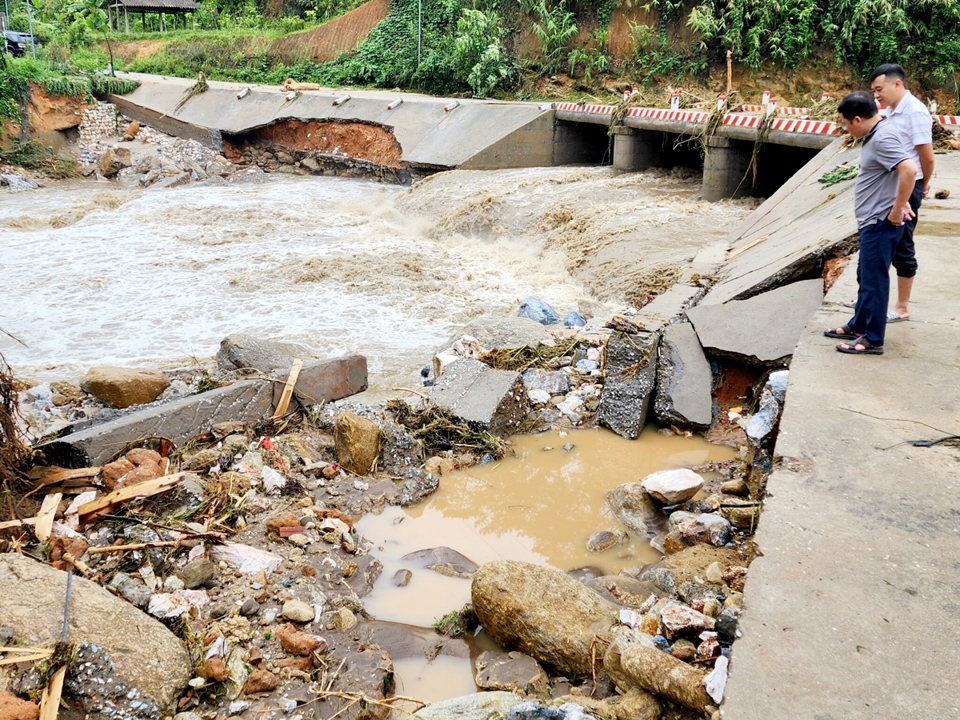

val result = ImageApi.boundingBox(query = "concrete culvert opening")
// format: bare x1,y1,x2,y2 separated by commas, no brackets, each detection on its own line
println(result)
223,117,404,168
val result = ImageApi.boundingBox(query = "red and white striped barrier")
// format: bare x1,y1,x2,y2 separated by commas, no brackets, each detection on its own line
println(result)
552,101,960,137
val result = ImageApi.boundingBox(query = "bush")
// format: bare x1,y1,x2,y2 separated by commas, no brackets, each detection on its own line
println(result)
453,9,512,97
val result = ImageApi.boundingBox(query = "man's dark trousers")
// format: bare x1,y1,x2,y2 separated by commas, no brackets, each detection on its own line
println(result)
850,219,906,346
891,179,924,277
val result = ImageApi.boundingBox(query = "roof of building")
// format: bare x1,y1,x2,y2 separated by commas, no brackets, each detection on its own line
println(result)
113,0,198,10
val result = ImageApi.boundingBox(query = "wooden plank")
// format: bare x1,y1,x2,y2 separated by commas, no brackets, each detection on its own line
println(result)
0,652,53,666
34,493,63,543
0,517,37,531
39,665,67,720
35,467,101,486
726,234,769,261
271,358,303,420
77,473,186,525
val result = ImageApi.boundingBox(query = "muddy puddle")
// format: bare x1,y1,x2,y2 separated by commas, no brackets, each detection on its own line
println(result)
358,426,736,627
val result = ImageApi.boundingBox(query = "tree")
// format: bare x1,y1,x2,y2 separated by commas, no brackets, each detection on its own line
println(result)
67,0,115,74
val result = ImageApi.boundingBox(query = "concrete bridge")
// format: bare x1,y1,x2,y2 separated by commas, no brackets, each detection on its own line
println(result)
108,74,959,200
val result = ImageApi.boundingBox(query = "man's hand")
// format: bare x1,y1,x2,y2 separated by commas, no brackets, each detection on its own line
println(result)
923,182,931,200
887,202,916,226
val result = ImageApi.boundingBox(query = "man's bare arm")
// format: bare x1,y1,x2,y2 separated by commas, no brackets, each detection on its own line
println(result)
888,159,918,226
917,143,935,197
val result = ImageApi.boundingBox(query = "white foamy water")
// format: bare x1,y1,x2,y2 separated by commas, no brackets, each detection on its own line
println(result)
0,174,583,386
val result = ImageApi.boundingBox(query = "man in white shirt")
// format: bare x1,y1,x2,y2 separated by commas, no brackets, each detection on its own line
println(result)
869,63,934,322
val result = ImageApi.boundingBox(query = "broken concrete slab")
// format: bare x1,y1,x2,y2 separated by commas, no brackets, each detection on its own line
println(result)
37,379,275,466
151,172,191,189
428,359,526,436
275,355,367,406
655,322,713,429
633,284,701,331
598,332,660,439
686,279,824,365
704,139,859,306
216,333,312,376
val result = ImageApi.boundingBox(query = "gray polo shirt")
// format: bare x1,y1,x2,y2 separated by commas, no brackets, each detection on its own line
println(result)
855,119,913,229
887,89,932,181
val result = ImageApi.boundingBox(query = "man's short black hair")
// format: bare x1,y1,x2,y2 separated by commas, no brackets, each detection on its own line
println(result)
870,63,906,83
838,91,879,121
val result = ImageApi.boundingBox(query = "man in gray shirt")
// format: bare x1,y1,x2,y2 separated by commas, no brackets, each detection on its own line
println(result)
825,91,917,355
870,63,934,321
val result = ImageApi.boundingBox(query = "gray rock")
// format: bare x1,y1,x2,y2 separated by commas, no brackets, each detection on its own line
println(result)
0,554,190,710
518,296,559,325
655,322,713,429
686,279,824,364
522,369,570,395
392,569,412,587
564,312,586,328
585,576,658,606
598,333,660,439
98,147,131,178
574,359,598,372
475,650,549,696
282,600,315,623
240,598,260,616
176,558,217,589
152,172,192,189
428,359,526,436
641,567,677,596
216,333,308,376
455,317,549,349
110,572,152,607
402,547,478,579
668,511,732,546
416,692,522,720
746,386,782,445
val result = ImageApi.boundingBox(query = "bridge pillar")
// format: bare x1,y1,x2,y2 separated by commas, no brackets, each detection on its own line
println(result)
612,127,664,172
702,136,751,201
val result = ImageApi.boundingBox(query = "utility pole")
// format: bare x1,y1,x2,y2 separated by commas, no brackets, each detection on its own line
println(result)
25,0,36,59
417,0,421,67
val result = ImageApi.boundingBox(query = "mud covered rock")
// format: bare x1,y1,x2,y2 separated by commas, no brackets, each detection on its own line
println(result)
416,692,522,720
215,333,306,376
617,642,711,713
402,547,478,579
97,147,131,178
81,366,169,408
335,410,380,475
475,650,549,696
605,483,667,542
0,554,189,711
472,561,619,677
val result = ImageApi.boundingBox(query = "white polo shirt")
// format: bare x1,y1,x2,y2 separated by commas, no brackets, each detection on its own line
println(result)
887,90,932,181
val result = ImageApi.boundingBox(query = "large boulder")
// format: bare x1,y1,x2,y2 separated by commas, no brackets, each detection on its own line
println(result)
598,333,660,439
335,410,380,475
471,561,619,677
0,554,190,711
518,296,559,325
81,366,170,408
97,147,131,178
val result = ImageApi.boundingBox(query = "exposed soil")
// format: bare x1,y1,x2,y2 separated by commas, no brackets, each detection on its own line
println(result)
246,119,403,167
26,84,87,134
270,0,390,63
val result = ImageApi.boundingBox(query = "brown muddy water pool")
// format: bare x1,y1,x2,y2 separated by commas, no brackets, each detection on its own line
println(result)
357,426,736,699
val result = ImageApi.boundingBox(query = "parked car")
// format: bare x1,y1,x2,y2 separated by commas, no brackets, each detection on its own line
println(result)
3,30,35,56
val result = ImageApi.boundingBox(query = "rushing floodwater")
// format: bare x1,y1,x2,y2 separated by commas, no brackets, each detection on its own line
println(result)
0,168,751,389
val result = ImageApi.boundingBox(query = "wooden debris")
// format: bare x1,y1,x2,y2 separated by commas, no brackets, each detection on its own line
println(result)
34,467,101,487
606,316,647,334
0,647,54,666
62,553,94,578
87,540,181,555
39,665,67,720
77,472,187,525
271,358,304,421
726,235,769,261
0,517,37,531
34,492,63,542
